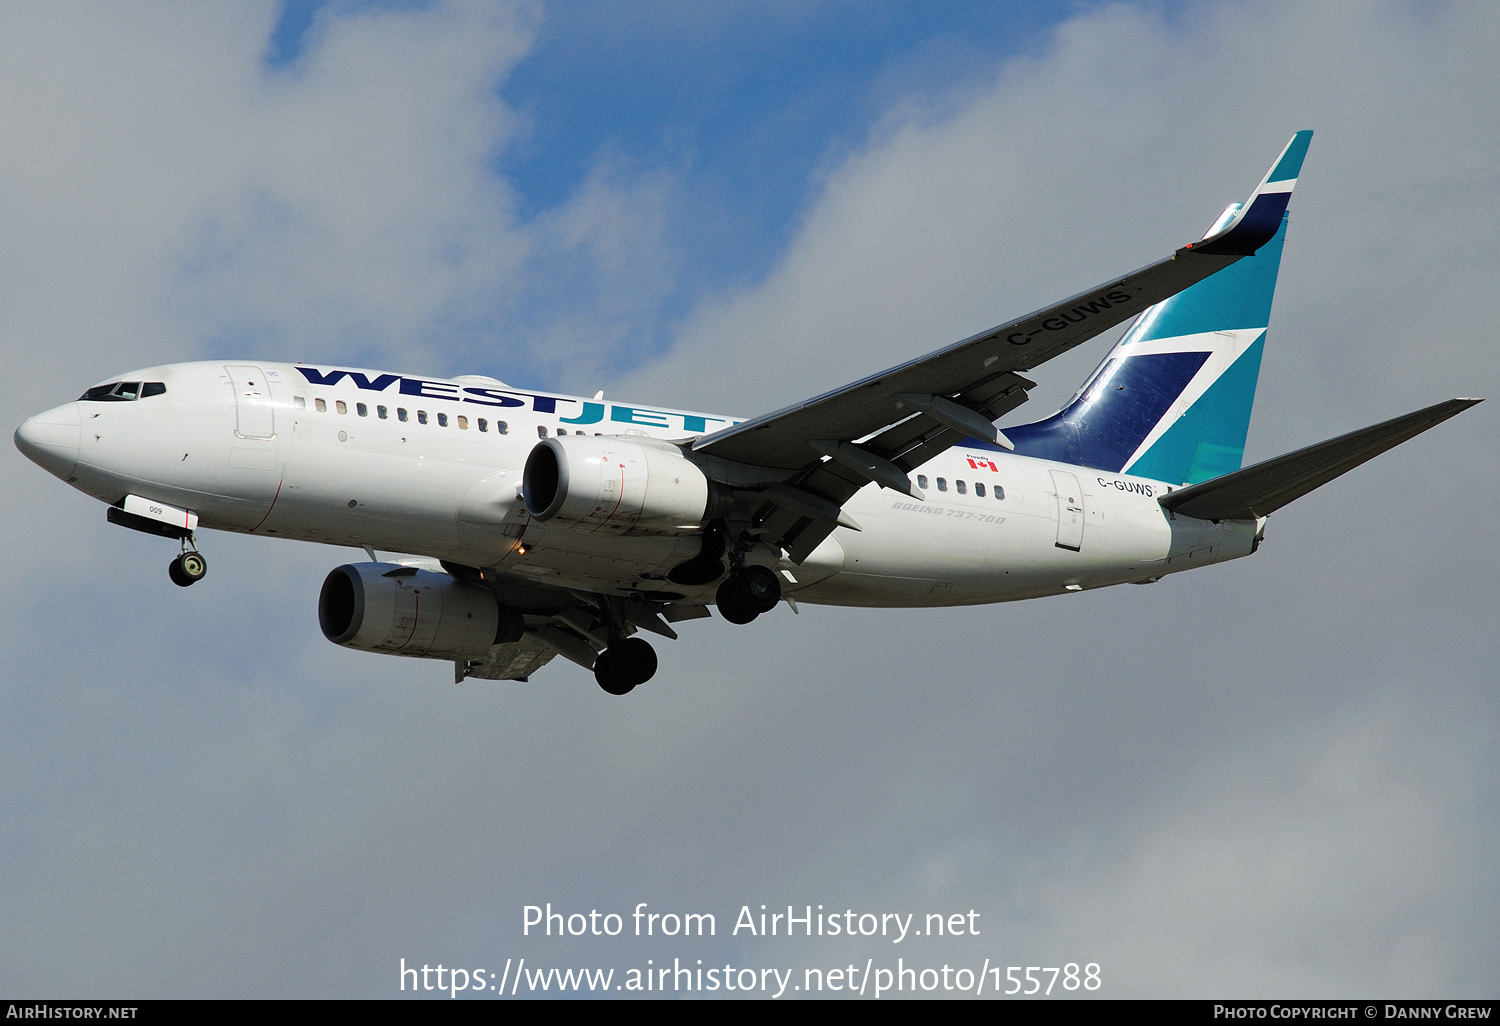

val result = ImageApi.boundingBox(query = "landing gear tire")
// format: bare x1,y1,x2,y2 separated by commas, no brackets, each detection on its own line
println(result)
716,580,759,624
594,637,658,696
716,565,782,624
169,551,207,588
740,565,782,612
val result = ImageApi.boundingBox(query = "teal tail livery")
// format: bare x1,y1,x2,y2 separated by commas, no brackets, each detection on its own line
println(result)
1004,130,1311,485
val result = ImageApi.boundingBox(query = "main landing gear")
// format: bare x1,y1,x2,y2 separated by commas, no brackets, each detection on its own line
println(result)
590,596,660,696
593,636,657,696
168,541,207,588
716,564,781,625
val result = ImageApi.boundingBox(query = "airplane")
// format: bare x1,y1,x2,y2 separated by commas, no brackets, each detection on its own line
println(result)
13,130,1481,695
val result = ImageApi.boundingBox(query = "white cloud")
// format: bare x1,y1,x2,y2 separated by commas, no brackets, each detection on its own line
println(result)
1015,692,1496,996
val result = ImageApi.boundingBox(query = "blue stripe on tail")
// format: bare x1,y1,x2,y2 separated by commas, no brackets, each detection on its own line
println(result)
1000,351,1211,472
1002,211,1291,485
1126,333,1265,483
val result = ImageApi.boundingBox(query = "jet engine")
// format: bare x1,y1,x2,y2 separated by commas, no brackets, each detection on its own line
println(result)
318,563,522,660
522,435,729,532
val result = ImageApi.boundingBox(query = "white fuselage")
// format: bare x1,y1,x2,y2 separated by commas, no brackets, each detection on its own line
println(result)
26,361,1261,610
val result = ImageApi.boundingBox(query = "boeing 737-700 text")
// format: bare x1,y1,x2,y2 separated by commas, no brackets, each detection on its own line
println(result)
13,131,1480,694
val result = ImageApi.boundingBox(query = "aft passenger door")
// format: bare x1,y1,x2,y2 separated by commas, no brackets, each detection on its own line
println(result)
1050,469,1085,551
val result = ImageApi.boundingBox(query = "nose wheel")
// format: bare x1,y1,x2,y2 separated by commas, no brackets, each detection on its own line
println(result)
168,547,208,587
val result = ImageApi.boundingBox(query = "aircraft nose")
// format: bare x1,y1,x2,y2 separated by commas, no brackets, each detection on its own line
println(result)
15,403,81,480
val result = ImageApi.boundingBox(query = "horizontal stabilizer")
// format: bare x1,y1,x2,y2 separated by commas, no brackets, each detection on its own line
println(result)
1158,398,1482,521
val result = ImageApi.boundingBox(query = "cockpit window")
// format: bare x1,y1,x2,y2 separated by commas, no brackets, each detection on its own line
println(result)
79,381,166,402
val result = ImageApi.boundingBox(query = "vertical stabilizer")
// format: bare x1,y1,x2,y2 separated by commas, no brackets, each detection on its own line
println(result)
1004,131,1310,485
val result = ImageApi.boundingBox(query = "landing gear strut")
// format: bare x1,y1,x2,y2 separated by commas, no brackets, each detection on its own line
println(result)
168,540,207,588
593,637,657,696
716,564,781,624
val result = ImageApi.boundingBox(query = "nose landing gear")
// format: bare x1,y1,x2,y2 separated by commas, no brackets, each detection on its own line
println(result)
102,498,208,588
168,542,207,587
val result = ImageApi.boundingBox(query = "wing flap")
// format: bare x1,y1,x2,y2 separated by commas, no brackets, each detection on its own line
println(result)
1158,398,1481,521
751,372,1034,561
457,634,558,682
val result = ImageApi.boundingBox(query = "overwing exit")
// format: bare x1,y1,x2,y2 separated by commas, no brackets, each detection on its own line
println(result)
13,131,1482,694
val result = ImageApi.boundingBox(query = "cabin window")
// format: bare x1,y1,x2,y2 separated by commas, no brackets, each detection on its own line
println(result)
377,405,388,420
556,428,567,435
417,410,428,425
936,478,948,492
356,403,368,417
335,400,347,415
537,426,548,438
477,418,488,432
293,396,306,410
497,421,509,435
975,482,986,498
397,408,408,422
916,475,929,489
315,398,326,413
956,480,966,495
437,412,448,427
994,486,1005,500
457,415,468,430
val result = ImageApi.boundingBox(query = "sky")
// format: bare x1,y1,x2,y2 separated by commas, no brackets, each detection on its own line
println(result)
2,0,1497,1000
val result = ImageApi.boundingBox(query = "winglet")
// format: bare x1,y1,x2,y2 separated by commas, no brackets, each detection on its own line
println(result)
1186,130,1313,256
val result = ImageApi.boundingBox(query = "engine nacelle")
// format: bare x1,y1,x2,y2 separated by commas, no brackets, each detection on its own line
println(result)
522,435,728,532
318,563,522,660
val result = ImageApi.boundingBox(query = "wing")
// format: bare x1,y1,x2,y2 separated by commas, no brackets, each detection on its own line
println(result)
692,131,1313,561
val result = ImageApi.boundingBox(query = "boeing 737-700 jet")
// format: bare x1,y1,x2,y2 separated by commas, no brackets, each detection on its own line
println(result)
13,131,1481,694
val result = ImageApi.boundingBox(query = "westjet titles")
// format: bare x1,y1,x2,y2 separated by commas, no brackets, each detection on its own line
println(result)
293,365,736,434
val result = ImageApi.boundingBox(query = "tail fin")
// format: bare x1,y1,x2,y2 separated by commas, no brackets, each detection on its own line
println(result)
1005,131,1311,485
